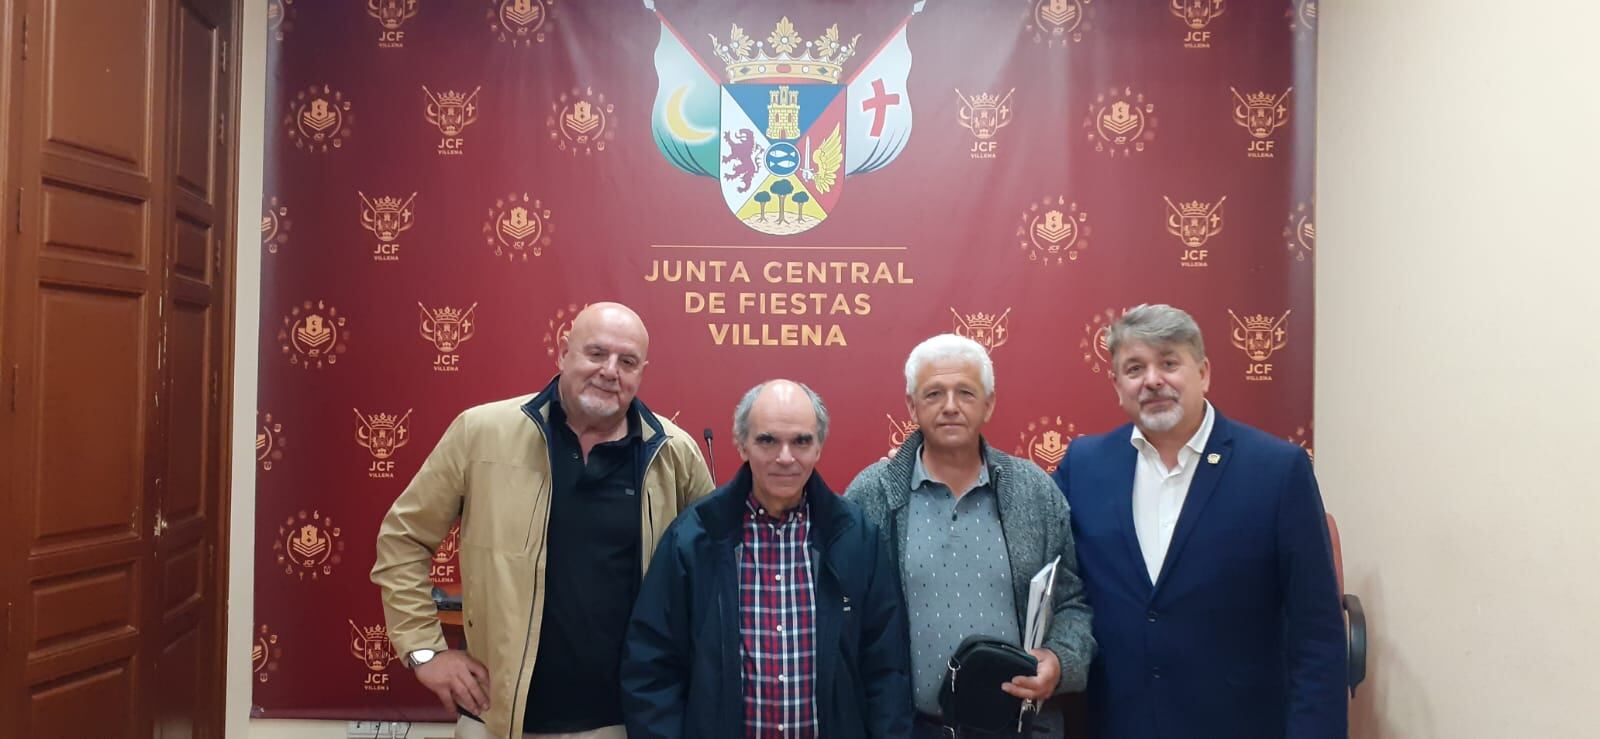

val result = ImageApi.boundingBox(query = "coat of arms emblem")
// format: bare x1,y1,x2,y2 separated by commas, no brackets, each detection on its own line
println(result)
645,2,923,235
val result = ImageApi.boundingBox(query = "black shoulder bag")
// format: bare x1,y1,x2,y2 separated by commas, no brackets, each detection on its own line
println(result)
937,634,1040,735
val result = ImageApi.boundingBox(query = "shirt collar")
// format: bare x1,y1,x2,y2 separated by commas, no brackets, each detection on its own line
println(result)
745,491,808,526
909,440,991,492
1129,400,1216,459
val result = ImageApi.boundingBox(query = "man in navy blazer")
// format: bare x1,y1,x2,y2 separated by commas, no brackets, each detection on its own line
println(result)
1051,304,1346,738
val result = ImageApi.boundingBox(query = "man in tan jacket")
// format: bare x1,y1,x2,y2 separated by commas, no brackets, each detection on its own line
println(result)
372,302,715,739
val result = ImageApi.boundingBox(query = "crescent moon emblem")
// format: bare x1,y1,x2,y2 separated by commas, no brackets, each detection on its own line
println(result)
665,84,715,144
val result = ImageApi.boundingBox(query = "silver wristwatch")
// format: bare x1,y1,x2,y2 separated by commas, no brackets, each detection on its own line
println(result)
405,648,442,669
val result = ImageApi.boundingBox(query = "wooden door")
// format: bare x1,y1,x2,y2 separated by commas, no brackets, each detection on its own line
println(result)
152,0,233,736
0,0,238,736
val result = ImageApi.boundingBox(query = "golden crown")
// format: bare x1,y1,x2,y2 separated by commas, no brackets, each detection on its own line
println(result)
369,195,406,211
433,89,473,106
967,92,1005,110
357,623,387,640
429,305,466,322
1174,200,1213,216
1241,90,1279,107
362,411,404,429
1237,313,1279,331
712,18,860,84
962,311,1003,329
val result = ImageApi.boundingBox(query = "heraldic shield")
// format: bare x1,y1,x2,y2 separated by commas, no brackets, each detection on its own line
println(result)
647,3,920,237
720,83,845,236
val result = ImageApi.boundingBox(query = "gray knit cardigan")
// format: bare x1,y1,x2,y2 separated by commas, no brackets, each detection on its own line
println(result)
842,430,1097,695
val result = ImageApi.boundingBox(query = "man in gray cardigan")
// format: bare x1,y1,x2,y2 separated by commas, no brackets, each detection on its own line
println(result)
845,334,1095,738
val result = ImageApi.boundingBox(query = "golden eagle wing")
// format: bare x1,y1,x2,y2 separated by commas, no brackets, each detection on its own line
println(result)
813,124,843,194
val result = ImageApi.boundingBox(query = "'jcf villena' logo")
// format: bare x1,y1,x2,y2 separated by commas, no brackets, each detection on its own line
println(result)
359,191,415,261
1171,0,1224,48
1229,309,1291,381
647,6,921,235
957,88,1013,159
425,85,481,154
420,302,477,371
350,620,395,691
1231,86,1292,158
368,0,418,47
1164,195,1225,267
355,408,413,478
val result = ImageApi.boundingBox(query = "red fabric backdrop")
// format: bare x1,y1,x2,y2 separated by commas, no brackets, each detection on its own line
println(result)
253,0,1319,720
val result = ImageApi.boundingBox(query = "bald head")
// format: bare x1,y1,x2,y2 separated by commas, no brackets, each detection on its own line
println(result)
752,381,813,429
568,302,649,359
557,302,650,427
733,380,829,446
733,380,829,513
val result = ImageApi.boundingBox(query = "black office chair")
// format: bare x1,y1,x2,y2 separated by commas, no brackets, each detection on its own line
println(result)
1326,513,1367,696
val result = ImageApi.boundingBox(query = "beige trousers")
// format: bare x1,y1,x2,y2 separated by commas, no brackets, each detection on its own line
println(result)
454,717,626,739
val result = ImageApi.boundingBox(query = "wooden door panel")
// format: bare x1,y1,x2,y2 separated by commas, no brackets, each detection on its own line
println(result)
153,623,201,739
24,520,146,690
29,659,139,739
42,0,153,170
41,181,149,266
160,543,201,616
164,301,207,524
34,285,146,545
173,214,210,283
174,1,215,200
24,609,139,687
29,563,138,655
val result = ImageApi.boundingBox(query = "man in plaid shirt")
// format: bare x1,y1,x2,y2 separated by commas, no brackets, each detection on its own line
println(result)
623,380,914,738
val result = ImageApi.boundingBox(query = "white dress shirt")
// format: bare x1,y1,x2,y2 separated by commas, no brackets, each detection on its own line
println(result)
1129,401,1216,585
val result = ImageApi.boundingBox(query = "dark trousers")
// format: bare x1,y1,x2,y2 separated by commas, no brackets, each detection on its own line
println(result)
913,716,1030,739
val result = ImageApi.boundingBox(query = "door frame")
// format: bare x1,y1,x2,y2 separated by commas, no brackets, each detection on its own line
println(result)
0,0,18,725
207,0,243,735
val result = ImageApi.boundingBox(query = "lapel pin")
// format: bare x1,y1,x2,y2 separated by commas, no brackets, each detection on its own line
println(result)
1206,453,1221,465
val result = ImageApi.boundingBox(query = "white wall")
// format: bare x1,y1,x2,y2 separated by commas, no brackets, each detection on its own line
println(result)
223,0,264,734
1316,1,1600,737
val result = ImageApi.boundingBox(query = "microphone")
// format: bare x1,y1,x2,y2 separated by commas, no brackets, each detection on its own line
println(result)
702,428,717,479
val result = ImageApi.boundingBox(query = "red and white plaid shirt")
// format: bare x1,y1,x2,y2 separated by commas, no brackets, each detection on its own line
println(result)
738,496,819,738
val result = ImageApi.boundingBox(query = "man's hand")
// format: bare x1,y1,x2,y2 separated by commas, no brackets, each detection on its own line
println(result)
1001,648,1060,702
414,650,491,715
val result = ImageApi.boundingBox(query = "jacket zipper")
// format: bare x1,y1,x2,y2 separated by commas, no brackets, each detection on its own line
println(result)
508,417,553,739
640,439,668,572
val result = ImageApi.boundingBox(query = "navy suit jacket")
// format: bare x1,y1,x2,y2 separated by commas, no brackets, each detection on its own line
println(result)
1051,409,1346,738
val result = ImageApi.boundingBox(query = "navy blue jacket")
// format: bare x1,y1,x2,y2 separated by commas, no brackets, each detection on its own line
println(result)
1051,410,1347,738
621,464,914,738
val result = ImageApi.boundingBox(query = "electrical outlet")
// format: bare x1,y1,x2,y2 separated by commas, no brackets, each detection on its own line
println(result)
347,721,412,739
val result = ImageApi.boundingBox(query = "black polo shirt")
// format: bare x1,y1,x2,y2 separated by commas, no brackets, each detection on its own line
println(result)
523,398,644,732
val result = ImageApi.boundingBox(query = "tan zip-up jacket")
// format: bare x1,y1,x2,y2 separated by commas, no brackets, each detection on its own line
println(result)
371,386,715,738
